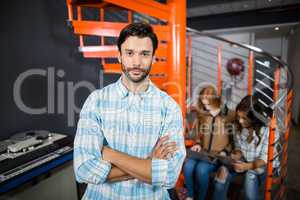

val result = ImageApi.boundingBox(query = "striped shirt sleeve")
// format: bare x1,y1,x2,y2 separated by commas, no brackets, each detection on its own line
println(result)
73,91,112,184
151,100,186,188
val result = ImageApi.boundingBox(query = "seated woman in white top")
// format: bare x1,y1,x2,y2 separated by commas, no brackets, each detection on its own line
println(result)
212,95,279,200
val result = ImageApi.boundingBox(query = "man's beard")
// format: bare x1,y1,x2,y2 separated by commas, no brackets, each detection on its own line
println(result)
121,62,151,83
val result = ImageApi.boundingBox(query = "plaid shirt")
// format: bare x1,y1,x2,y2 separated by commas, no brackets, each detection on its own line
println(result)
234,126,280,169
74,78,186,200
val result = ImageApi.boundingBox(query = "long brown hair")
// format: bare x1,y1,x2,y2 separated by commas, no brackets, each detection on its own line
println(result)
197,85,221,114
236,95,270,144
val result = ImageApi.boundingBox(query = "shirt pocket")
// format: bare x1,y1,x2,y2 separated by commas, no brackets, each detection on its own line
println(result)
101,111,128,148
139,111,162,153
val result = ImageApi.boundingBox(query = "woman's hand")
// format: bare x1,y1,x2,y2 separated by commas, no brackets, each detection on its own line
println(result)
219,151,227,157
230,150,242,161
190,144,202,152
233,161,252,173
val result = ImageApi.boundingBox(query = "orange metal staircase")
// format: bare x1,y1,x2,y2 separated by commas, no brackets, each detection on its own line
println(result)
65,0,186,116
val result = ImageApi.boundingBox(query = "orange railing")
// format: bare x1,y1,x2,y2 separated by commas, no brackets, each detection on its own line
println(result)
186,28,293,200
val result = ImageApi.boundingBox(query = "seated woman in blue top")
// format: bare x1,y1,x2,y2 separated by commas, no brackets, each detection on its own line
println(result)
213,95,279,200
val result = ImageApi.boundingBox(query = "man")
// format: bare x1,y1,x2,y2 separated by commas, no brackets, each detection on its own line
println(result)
74,22,186,200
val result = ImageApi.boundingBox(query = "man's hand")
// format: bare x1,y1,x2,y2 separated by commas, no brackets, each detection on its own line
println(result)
101,147,134,182
190,144,201,152
101,146,151,183
150,135,178,160
101,135,180,184
109,176,133,183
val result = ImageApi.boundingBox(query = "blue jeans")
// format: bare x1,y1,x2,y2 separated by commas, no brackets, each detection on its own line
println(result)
183,158,219,200
212,168,232,200
213,169,266,200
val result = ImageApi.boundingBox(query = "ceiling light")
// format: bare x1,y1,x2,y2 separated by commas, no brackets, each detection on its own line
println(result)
243,4,249,8
268,0,272,2
274,27,280,31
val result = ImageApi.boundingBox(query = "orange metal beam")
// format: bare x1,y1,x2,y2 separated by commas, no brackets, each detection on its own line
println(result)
167,0,186,119
79,45,168,58
273,68,280,100
248,51,254,95
265,67,281,200
287,90,293,101
81,45,118,58
285,125,291,141
72,2,109,9
283,142,288,154
72,20,123,37
128,10,132,23
71,21,169,41
77,6,84,47
104,0,170,21
287,90,293,109
100,8,105,65
102,63,168,74
265,117,277,200
66,0,73,21
149,75,169,90
176,174,185,188
285,112,292,130
286,116,290,128
276,167,287,199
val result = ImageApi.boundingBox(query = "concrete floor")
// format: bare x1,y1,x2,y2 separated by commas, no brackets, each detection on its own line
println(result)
286,124,300,199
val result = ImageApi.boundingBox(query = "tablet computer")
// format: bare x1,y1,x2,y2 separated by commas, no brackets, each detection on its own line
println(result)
186,149,218,164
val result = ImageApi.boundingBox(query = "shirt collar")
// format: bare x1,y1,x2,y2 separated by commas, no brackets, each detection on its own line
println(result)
116,77,155,99
116,77,129,98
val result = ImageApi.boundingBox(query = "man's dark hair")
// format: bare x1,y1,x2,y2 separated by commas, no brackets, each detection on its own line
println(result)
117,22,158,54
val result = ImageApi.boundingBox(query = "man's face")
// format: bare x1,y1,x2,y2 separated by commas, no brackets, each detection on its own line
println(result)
118,36,155,83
